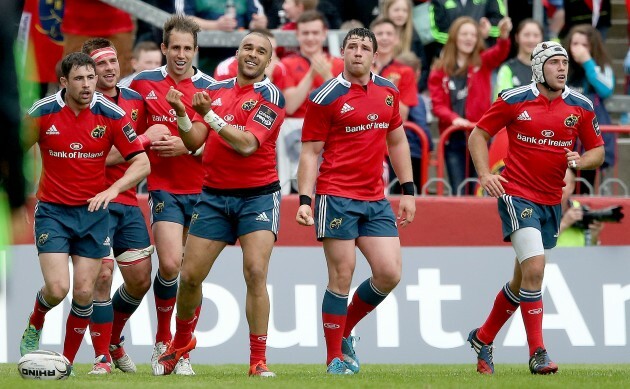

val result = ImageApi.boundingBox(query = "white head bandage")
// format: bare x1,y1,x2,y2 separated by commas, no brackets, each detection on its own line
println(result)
531,41,568,85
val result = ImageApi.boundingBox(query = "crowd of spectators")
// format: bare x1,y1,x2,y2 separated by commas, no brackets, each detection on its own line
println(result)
19,0,627,197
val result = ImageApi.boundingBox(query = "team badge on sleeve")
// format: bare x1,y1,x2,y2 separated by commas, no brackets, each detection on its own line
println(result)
385,95,394,107
242,99,257,111
253,105,278,130
131,109,138,121
122,123,138,142
564,114,578,128
592,117,601,136
91,125,106,139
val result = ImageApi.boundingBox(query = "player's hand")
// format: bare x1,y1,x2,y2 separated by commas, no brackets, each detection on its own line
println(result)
166,86,186,116
497,16,512,39
143,124,171,143
296,204,314,226
88,187,119,211
479,172,507,198
569,44,591,65
151,135,189,157
564,147,580,169
398,195,416,228
192,91,213,116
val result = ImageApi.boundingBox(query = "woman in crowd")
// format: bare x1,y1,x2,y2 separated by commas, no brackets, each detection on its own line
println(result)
428,16,511,194
565,24,616,193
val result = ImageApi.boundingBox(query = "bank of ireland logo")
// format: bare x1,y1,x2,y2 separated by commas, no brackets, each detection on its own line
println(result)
564,114,579,128
521,208,533,219
91,125,106,139
37,233,49,246
154,201,165,214
541,130,554,138
224,114,234,122
367,113,378,121
330,218,342,229
385,95,394,107
70,143,83,150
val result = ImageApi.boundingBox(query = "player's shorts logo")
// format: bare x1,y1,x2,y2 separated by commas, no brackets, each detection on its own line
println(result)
131,109,138,121
191,213,199,224
564,114,579,128
154,201,165,214
37,233,49,246
385,95,394,107
520,208,533,219
330,218,343,229
91,125,106,139
242,99,257,111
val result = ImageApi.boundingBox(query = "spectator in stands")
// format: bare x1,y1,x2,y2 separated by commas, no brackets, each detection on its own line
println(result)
428,0,505,59
135,0,180,46
395,51,434,194
340,19,364,31
564,24,615,193
428,16,511,194
495,19,543,97
119,41,163,88
184,0,268,73
559,0,611,40
61,0,135,76
380,0,429,92
276,10,344,193
557,169,604,246
280,0,318,30
505,0,563,46
213,29,286,82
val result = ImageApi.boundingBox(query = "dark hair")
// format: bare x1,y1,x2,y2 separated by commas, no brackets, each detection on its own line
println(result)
81,38,116,56
163,15,200,48
297,10,328,28
342,28,377,53
565,24,611,86
61,52,95,78
514,18,543,37
369,17,396,31
132,41,160,58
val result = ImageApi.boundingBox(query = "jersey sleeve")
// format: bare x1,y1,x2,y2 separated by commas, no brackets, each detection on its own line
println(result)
302,99,332,142
246,102,286,144
475,96,514,136
388,89,403,133
578,108,605,150
111,118,145,160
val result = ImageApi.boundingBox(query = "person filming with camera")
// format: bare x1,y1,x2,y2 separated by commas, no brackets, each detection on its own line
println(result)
557,168,624,246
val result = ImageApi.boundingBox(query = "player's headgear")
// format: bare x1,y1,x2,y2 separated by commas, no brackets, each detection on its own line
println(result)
531,41,568,90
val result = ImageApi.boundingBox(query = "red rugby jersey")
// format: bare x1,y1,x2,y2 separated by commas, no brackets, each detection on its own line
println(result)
193,77,285,189
302,73,403,201
278,53,344,118
477,84,604,205
105,86,147,206
130,66,215,194
27,90,144,206
379,60,419,108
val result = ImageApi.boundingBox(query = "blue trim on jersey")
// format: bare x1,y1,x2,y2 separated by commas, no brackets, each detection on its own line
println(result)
133,68,165,82
206,78,236,91
27,95,62,117
91,94,126,120
373,73,398,92
255,82,285,108
193,74,216,89
500,85,537,104
118,86,143,101
564,90,595,112
309,78,349,106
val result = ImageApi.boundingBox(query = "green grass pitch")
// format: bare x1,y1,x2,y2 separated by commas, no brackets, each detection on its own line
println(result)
4,363,630,388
